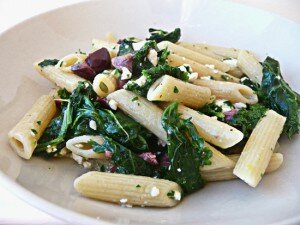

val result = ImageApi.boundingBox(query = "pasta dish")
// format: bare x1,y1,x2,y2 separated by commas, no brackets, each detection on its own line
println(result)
8,28,300,208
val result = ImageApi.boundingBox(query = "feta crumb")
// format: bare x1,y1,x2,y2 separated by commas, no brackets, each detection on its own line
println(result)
157,139,167,147
132,40,147,51
204,64,215,69
134,75,147,87
174,191,181,201
120,198,128,203
30,131,36,137
147,49,158,66
234,102,247,109
120,67,132,80
177,168,181,172
83,161,91,169
59,148,68,156
240,77,249,82
89,120,97,130
223,59,238,68
72,153,83,165
150,186,160,197
108,99,118,110
215,99,233,112
201,76,213,80
188,72,198,82
213,69,219,73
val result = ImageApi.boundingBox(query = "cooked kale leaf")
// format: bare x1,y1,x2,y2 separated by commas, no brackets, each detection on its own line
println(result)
227,104,268,138
259,57,300,138
147,28,181,43
89,137,153,176
118,38,136,56
161,102,212,193
38,59,59,68
125,64,189,97
198,102,225,120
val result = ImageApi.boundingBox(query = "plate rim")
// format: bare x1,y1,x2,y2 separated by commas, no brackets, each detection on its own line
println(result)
0,0,299,224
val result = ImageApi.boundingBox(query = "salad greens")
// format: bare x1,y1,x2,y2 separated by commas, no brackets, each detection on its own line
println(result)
147,28,181,43
259,57,300,138
35,82,153,158
161,102,212,193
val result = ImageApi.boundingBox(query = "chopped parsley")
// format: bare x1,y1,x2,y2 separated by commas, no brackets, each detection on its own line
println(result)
38,59,59,68
31,129,38,135
37,121,42,126
167,190,175,199
173,86,179,93
131,96,139,102
136,184,141,188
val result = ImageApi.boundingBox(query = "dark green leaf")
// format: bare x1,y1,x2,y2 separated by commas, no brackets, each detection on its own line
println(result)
147,28,181,43
38,59,59,68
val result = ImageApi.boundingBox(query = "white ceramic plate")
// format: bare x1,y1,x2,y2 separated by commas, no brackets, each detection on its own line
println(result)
1,1,300,224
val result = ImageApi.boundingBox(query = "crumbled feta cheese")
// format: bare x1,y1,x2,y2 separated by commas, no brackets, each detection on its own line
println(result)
150,187,160,197
223,59,237,68
204,64,215,69
174,191,181,201
59,148,68,156
83,161,91,169
188,72,198,82
215,99,233,112
234,102,247,109
120,198,128,204
213,69,219,73
178,65,188,72
89,120,97,130
72,153,83,165
177,168,182,172
147,49,158,66
108,99,118,110
30,131,36,136
134,75,147,87
240,77,249,82
201,76,213,80
120,67,132,80
132,40,147,51
157,139,167,147
178,64,192,73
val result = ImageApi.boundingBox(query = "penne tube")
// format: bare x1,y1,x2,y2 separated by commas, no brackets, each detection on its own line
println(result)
147,75,212,108
227,67,244,78
202,142,235,171
233,110,286,187
193,79,258,104
177,105,244,149
202,153,283,182
237,50,263,84
55,53,87,73
92,39,119,58
93,72,117,97
8,93,57,159
34,63,86,93
105,32,118,43
74,171,182,207
167,54,240,83
158,41,231,72
66,135,105,159
107,89,168,141
179,42,243,59
177,42,224,60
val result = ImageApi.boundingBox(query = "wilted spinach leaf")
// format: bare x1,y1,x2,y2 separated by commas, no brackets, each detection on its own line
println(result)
147,28,181,43
38,59,59,68
161,102,212,193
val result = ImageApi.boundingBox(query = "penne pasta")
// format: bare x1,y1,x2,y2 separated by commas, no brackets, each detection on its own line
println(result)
55,53,87,73
202,153,283,182
193,79,258,104
177,42,224,60
158,41,231,72
237,50,263,84
177,105,244,148
74,171,182,207
8,93,57,159
147,75,212,108
34,63,86,92
92,39,119,58
167,54,240,83
233,110,286,187
107,89,168,141
202,142,235,171
66,135,105,159
179,42,243,59
93,72,117,97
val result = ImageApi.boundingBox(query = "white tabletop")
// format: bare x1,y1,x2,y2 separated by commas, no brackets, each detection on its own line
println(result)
0,0,299,224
